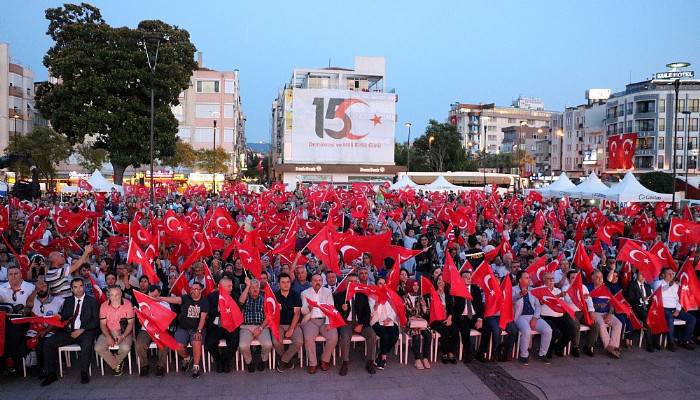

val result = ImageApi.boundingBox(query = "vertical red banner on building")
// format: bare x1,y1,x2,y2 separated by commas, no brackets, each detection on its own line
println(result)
607,133,637,170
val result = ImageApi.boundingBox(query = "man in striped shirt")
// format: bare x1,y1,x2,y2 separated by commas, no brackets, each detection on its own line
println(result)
45,245,94,298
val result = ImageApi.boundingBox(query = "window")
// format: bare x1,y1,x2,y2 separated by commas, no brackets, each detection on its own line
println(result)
658,117,665,132
487,135,497,141
195,128,215,142
618,107,624,117
224,129,234,142
507,118,516,123
689,118,699,132
676,118,685,131
224,103,235,118
658,137,665,150
690,99,700,113
638,137,654,150
527,120,534,125
196,80,220,93
636,119,655,132
675,156,683,169
626,102,633,115
177,127,191,139
678,99,685,112
308,76,331,89
607,124,616,135
689,156,698,170
618,122,624,133
658,99,665,113
636,100,655,113
224,80,235,94
657,155,664,169
195,103,219,118
626,121,633,132
689,137,698,150
676,137,684,150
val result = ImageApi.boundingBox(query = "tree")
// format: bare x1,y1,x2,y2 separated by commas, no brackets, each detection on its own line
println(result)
6,127,72,189
639,171,674,193
412,120,468,172
162,140,197,169
76,144,108,172
196,147,229,174
246,154,271,182
35,3,197,184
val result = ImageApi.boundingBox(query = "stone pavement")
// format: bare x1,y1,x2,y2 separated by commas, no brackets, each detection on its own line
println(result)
1,347,698,400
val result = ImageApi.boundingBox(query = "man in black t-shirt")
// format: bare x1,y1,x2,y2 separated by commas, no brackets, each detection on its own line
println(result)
272,273,303,372
159,282,209,378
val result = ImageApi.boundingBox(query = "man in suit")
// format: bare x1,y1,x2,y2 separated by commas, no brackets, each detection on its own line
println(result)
40,278,100,386
205,276,240,373
625,269,654,352
512,271,552,365
449,269,484,363
335,273,377,376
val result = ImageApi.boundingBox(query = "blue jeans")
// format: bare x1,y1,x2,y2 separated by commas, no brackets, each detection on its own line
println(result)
664,308,696,341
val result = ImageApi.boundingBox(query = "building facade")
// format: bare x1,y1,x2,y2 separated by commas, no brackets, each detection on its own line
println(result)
173,52,246,174
562,99,607,177
270,56,403,187
448,100,556,154
501,125,552,178
0,43,34,153
605,77,699,173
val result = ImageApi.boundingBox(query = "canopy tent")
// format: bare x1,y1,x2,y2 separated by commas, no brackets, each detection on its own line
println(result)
59,185,80,193
421,175,469,192
389,174,423,190
592,172,672,203
564,172,609,199
536,172,576,198
86,170,123,193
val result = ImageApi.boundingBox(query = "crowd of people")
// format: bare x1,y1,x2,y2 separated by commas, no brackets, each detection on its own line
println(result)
0,181,698,387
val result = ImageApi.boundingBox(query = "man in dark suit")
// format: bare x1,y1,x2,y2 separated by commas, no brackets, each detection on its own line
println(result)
40,278,100,386
205,276,240,373
449,269,484,363
625,270,654,352
334,273,377,376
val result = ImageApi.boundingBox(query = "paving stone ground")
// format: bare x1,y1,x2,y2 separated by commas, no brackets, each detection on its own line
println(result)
1,346,698,400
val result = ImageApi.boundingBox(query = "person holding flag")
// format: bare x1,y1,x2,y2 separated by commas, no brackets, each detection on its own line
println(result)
300,273,338,374
624,269,655,352
237,277,273,372
449,269,483,363
562,270,598,357
588,270,623,358
512,271,553,365
369,277,400,370
537,272,576,358
652,268,696,350
205,276,242,373
334,273,377,375
134,286,170,377
272,273,304,373
404,279,432,369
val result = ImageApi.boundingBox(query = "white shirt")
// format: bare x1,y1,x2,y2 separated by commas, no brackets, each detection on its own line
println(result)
32,295,65,317
72,294,86,330
369,297,397,326
653,280,681,311
0,281,36,306
461,285,476,316
540,287,563,317
301,286,335,321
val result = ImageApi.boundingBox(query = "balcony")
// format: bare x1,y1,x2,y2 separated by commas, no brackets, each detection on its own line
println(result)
9,85,24,98
8,109,25,119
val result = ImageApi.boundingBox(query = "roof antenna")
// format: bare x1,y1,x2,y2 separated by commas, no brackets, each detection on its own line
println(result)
628,69,632,84
328,58,331,68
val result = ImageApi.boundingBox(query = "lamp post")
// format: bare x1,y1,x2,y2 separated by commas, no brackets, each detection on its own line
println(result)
557,128,564,174
405,122,412,173
682,107,691,199
671,78,681,210
517,121,526,192
211,111,220,194
139,33,169,205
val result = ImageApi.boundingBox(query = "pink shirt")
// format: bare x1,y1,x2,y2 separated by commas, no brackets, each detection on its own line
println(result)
99,301,134,332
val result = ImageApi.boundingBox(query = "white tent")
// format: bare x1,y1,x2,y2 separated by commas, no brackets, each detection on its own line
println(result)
59,185,80,193
421,175,468,192
389,174,422,190
536,172,576,198
564,173,610,199
87,170,123,193
592,172,672,203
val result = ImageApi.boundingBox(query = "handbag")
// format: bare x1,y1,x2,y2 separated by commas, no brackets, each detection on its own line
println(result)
408,317,428,329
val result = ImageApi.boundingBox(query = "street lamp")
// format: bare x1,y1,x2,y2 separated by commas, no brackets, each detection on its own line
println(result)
429,135,435,148
405,122,412,172
671,78,681,210
211,111,220,194
139,32,170,205
516,121,527,192
556,129,564,174
682,108,691,199
12,106,20,141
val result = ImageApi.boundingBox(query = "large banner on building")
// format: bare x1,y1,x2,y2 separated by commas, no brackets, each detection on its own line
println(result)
290,89,396,164
607,133,637,170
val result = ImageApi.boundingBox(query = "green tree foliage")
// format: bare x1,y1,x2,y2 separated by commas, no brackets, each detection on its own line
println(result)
639,171,674,193
162,140,198,169
246,154,270,182
6,127,72,189
76,144,108,172
35,3,197,184
411,120,470,172
196,147,229,174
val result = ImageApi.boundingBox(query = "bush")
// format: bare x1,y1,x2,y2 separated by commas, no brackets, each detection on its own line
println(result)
638,171,674,193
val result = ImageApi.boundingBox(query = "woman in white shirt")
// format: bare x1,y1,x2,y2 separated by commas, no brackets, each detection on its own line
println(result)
370,277,400,370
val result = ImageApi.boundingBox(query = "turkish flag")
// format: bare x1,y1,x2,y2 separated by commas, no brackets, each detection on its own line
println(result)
564,273,593,326
306,226,340,274
596,221,625,246
305,297,346,329
133,290,176,332
346,282,388,304
106,236,128,254
127,239,159,284
613,291,644,330
209,207,237,236
668,217,700,244
420,276,446,323
533,239,546,256
384,287,407,327
375,245,423,270
573,241,593,277
10,315,69,328
78,179,93,191
386,263,400,292
0,205,9,233
169,272,191,297
607,133,637,170
53,209,88,236
238,235,263,279
532,211,545,238
654,202,670,218
219,286,244,333
201,263,216,296
335,230,392,264
471,262,502,317
649,241,678,271
617,241,663,283
129,220,152,247
498,277,514,329
87,274,106,304
646,287,669,334
530,287,575,319
135,309,181,352
444,252,472,300
678,259,700,311
524,256,549,286
263,285,281,341
163,209,193,246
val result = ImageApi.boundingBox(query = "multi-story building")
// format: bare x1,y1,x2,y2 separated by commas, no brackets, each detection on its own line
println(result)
549,113,564,173
173,52,246,174
605,72,699,173
0,43,34,153
501,125,552,178
562,98,607,177
448,100,556,154
270,56,402,187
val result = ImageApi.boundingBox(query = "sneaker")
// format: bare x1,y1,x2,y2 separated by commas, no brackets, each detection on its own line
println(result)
181,357,191,372
538,355,551,364
191,365,201,379
375,358,386,370
276,361,290,373
114,363,123,376
517,356,529,365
